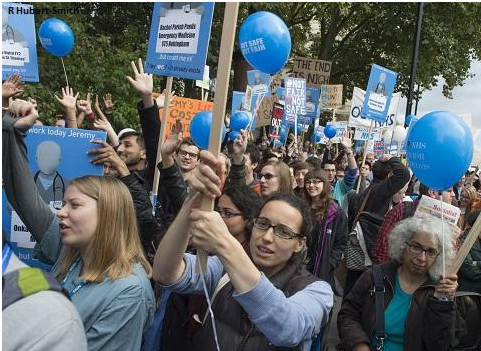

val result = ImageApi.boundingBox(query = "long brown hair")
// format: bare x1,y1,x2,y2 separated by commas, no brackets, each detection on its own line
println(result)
58,176,152,282
303,169,332,221
262,160,293,196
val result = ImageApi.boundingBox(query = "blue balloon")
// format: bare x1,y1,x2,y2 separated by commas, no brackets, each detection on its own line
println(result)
229,130,240,141
324,125,337,139
406,111,473,191
405,114,415,127
230,111,251,132
38,18,75,57
190,111,227,150
311,132,323,143
239,11,291,74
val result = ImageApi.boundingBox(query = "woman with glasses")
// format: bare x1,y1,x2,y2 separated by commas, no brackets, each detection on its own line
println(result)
259,159,293,198
338,216,458,351
458,185,478,230
153,151,333,351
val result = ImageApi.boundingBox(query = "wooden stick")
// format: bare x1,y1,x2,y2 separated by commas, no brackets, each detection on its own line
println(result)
196,2,239,274
201,87,204,101
448,215,481,275
152,76,173,194
356,119,374,194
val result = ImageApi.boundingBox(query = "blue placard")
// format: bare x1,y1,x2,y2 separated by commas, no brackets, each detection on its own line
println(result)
145,2,214,80
4,126,106,269
2,2,39,82
247,70,271,96
304,87,320,119
231,91,258,130
361,64,398,123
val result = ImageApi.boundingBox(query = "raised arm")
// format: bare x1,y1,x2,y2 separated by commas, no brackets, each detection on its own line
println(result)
93,95,119,147
2,73,25,107
55,86,79,129
2,100,55,243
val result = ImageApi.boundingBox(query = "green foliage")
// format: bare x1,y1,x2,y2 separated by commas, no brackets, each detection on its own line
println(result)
18,2,481,131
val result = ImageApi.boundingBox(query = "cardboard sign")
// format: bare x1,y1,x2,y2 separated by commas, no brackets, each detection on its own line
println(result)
373,141,386,156
362,64,398,123
146,2,214,80
291,56,332,88
320,84,343,109
256,95,277,128
158,97,214,138
269,102,284,139
2,2,39,82
349,87,401,130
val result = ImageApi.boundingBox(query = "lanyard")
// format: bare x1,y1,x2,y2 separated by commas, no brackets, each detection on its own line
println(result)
2,243,13,275
61,257,88,297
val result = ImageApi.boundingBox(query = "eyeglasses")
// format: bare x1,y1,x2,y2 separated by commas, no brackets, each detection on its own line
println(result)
178,149,199,159
215,208,243,218
253,217,302,240
405,242,439,258
259,173,277,180
305,179,322,186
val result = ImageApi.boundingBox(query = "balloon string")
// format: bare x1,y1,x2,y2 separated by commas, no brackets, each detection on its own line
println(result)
197,258,221,351
441,197,445,277
60,57,69,87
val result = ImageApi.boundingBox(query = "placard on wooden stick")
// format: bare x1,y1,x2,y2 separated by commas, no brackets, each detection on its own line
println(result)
196,2,239,274
448,214,481,275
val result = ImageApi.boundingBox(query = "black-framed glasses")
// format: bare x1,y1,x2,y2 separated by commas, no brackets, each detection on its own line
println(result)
215,208,243,219
405,242,439,258
305,179,322,186
253,217,302,240
259,173,277,180
178,149,199,159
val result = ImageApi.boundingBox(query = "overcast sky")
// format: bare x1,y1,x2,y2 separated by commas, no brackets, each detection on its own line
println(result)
397,59,481,129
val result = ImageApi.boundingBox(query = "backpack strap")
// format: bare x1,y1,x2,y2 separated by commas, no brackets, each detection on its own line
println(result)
2,267,70,310
371,265,386,350
201,273,231,324
352,186,374,228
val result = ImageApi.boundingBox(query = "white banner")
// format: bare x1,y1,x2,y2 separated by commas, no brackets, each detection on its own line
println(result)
349,87,401,130
354,126,382,141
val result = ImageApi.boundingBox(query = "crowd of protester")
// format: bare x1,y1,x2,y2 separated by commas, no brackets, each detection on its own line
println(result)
2,60,481,351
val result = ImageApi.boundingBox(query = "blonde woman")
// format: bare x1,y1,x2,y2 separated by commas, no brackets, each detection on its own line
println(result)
3,101,154,350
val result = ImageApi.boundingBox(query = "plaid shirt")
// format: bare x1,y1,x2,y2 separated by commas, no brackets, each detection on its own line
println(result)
372,200,419,264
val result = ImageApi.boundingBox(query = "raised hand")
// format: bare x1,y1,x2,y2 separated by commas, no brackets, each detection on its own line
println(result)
77,98,93,115
126,58,153,97
161,131,183,157
103,93,115,112
340,130,353,150
2,73,25,99
232,129,248,164
55,86,79,111
88,140,130,177
155,89,177,108
9,99,39,132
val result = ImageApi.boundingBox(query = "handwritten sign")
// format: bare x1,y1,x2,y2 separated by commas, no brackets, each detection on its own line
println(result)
291,56,332,88
320,84,343,109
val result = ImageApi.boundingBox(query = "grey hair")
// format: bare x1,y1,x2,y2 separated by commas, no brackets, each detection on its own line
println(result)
388,216,456,281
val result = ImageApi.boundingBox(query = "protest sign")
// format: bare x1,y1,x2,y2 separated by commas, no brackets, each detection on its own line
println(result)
349,87,401,130
285,77,306,116
291,56,332,88
361,64,398,123
304,87,320,119
195,65,210,90
247,69,271,96
373,141,386,156
317,121,348,144
2,2,39,82
320,84,343,110
146,2,214,80
354,126,382,141
269,102,284,139
256,95,277,128
4,126,106,269
244,85,253,112
414,196,461,236
158,96,214,138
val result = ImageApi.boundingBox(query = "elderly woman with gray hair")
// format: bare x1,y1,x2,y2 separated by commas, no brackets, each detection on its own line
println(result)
337,216,458,351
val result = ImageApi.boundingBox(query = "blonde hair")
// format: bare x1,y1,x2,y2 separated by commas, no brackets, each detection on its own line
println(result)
263,160,293,196
58,176,152,282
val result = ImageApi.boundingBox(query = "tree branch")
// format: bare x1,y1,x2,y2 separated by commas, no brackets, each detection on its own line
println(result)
331,15,374,58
